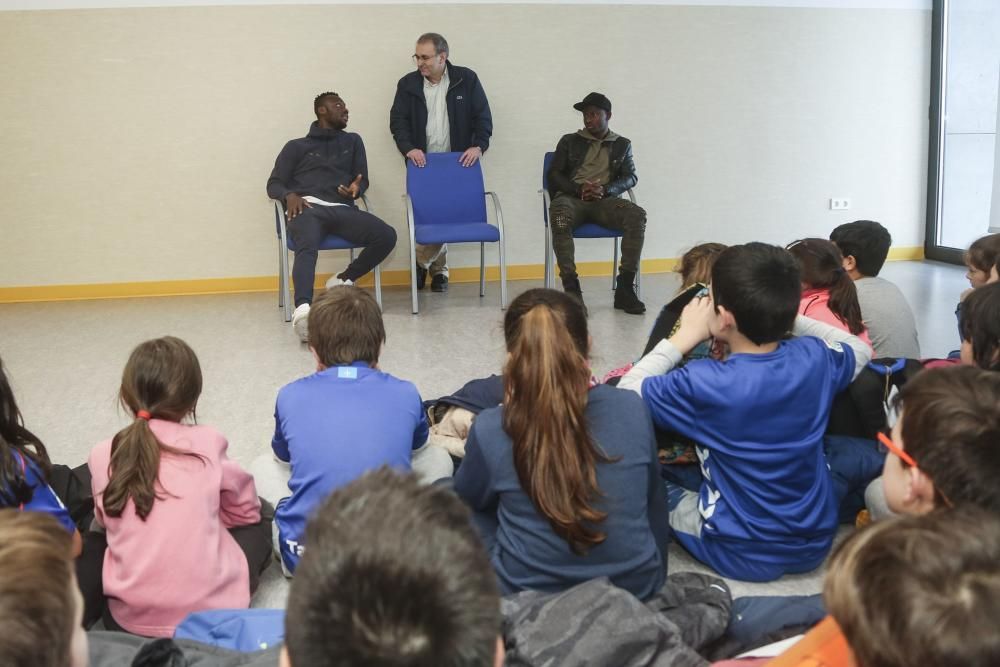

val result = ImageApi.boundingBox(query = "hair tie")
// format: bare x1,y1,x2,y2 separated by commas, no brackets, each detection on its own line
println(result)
136,410,152,421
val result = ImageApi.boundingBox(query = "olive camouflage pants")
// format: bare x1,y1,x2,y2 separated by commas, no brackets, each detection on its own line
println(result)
549,194,646,278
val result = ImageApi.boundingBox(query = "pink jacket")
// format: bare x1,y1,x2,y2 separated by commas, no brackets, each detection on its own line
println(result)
89,420,261,637
799,288,873,351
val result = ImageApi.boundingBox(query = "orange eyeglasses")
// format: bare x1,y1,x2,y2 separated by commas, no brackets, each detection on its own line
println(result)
877,431,917,468
876,431,953,508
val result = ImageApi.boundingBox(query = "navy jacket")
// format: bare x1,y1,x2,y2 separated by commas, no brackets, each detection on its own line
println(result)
389,62,493,156
266,122,369,206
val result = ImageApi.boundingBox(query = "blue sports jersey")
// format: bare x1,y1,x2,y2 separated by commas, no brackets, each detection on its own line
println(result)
641,336,855,578
272,363,429,573
6,451,76,533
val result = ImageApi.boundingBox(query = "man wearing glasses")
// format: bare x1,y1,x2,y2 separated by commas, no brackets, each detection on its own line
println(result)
389,32,493,293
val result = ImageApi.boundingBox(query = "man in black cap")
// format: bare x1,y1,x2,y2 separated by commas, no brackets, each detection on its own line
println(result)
547,92,646,314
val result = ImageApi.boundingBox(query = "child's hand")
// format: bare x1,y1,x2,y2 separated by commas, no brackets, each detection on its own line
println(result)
670,296,714,354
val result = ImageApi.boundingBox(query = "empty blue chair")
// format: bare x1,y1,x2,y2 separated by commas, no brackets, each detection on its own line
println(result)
404,152,507,314
273,196,383,322
540,152,641,296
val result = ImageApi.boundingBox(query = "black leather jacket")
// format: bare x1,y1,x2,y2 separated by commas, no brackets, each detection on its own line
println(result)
547,132,638,199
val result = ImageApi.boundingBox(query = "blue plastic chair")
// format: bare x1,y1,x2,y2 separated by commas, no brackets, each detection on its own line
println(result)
540,152,641,297
273,196,382,322
404,152,507,314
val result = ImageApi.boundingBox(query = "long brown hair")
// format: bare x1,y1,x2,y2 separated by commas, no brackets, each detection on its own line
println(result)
787,238,866,335
502,289,611,555
103,336,203,520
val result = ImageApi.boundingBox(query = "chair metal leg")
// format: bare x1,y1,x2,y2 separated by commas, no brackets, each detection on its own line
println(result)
405,195,419,314
480,243,486,297
277,243,284,310
499,238,508,310
612,238,621,290
637,261,642,300
282,249,293,322
374,264,383,311
544,225,553,288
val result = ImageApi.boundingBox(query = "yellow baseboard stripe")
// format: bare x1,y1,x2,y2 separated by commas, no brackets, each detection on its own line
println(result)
886,246,924,261
0,248,922,304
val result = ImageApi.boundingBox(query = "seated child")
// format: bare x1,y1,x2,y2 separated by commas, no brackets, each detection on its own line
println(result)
284,468,503,667
879,364,1000,516
762,508,1000,667
955,233,1000,340
963,232,1000,292
454,288,669,600
865,285,1000,520
0,354,81,554
959,281,1000,371
620,243,872,582
641,242,728,358
88,336,270,637
0,510,88,667
829,220,919,358
786,238,872,350
270,286,446,574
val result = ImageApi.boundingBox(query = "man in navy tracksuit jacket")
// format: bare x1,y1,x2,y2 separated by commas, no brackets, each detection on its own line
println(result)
267,93,396,340
389,33,493,292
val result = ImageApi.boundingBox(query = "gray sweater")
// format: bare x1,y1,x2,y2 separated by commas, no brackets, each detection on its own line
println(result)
855,276,920,359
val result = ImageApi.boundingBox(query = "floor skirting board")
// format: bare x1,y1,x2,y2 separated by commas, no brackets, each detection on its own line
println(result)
0,247,925,304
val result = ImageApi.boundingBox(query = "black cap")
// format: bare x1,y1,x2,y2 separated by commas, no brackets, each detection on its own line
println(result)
573,92,612,114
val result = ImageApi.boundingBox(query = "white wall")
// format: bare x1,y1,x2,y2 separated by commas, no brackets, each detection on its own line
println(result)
0,2,931,287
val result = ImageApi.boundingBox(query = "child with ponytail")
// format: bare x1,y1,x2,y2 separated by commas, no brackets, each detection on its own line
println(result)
453,289,669,600
87,336,270,637
787,238,872,350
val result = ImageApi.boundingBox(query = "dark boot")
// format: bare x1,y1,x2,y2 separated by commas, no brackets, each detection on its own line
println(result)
561,275,588,317
614,270,646,314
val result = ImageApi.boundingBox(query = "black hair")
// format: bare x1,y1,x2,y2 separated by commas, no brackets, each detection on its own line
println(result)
711,242,801,346
313,91,340,118
960,282,1000,372
829,220,892,277
285,468,500,667
0,356,52,508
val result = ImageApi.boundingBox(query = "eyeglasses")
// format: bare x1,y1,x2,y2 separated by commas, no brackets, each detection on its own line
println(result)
877,431,954,508
877,432,916,468
412,54,439,63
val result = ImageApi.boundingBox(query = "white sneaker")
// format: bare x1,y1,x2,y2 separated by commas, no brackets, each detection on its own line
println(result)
325,275,354,289
291,303,310,342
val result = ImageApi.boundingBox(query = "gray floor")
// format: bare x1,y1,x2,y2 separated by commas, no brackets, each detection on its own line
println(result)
0,260,968,607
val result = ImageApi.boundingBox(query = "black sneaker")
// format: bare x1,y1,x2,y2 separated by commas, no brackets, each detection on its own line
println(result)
431,274,449,292
416,263,428,290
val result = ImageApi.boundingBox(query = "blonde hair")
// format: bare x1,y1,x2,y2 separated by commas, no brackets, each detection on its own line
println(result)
677,243,727,289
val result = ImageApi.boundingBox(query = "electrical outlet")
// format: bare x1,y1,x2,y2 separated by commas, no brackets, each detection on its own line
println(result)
829,198,851,210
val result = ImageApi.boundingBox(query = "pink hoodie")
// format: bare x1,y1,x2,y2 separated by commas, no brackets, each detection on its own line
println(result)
89,419,261,637
799,288,873,351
